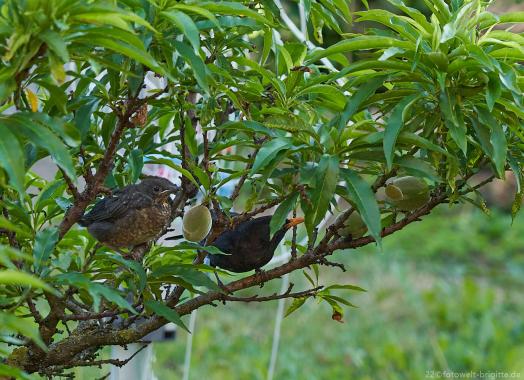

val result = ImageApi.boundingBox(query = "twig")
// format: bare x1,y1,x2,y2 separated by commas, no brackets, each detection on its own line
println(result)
62,310,122,322
58,117,128,238
327,188,447,254
290,208,298,260
222,285,322,303
0,193,19,249
79,146,94,184
48,344,148,371
58,167,80,201
27,297,43,323
202,129,210,175
230,140,265,201
317,257,346,272
232,194,289,226
460,173,497,195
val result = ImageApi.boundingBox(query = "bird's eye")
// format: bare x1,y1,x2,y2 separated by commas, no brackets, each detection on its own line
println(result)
153,186,160,192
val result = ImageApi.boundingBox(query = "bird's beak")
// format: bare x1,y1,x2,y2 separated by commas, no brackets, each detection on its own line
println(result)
285,217,305,229
160,186,179,197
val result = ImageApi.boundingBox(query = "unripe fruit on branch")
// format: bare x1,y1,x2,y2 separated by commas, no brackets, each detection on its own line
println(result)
182,205,212,242
425,51,449,71
335,211,368,239
385,176,430,211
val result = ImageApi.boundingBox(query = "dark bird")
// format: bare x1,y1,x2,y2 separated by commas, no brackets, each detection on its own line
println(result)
78,176,179,249
205,215,304,273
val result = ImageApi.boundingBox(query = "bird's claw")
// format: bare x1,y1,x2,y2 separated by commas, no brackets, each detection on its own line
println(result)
255,268,265,288
214,271,232,295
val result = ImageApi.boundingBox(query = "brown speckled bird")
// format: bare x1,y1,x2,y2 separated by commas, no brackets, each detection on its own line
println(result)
78,176,178,249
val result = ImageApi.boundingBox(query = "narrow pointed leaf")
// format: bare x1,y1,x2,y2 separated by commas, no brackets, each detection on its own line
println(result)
384,94,419,170
341,169,381,245
145,300,190,332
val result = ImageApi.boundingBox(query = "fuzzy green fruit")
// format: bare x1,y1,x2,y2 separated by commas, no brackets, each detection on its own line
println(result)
385,176,430,211
425,51,449,71
336,211,367,238
182,205,212,242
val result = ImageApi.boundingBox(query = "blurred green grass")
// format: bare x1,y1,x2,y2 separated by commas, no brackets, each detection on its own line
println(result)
152,208,524,380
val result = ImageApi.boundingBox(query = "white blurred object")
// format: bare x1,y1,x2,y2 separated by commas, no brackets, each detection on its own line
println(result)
110,344,157,380
182,309,198,380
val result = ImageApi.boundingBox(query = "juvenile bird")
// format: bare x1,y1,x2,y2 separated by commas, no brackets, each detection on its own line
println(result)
206,215,304,273
78,176,179,249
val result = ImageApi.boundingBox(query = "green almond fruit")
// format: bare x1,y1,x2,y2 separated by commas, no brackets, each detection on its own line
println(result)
426,51,449,71
385,176,430,211
335,211,368,239
182,205,212,242
385,184,404,201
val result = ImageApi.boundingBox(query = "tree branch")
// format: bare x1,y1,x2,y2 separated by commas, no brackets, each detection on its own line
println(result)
47,344,148,372
58,167,80,201
221,284,323,303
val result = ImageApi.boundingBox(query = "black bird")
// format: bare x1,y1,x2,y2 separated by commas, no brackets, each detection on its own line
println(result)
205,215,304,273
78,176,179,249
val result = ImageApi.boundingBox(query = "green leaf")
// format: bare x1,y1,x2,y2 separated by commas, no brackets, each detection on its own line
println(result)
145,158,199,187
74,98,100,139
162,10,201,52
35,180,65,212
477,107,507,178
39,30,69,62
0,270,57,294
144,300,190,332
284,297,307,317
0,311,47,351
72,9,156,32
305,155,339,236
270,193,299,239
341,169,382,245
173,241,228,256
174,41,209,93
53,272,136,313
0,217,32,239
306,36,412,63
33,227,59,273
76,33,163,75
190,164,210,190
103,253,147,292
169,4,221,29
153,266,221,292
339,76,386,129
396,157,441,182
0,124,25,196
398,132,455,159
486,73,502,112
250,138,292,175
128,148,144,183
198,1,272,25
0,363,34,380
324,284,367,292
7,114,76,180
498,11,524,25
383,94,419,170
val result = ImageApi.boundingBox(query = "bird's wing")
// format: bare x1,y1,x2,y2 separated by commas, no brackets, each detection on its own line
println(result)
80,190,153,225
